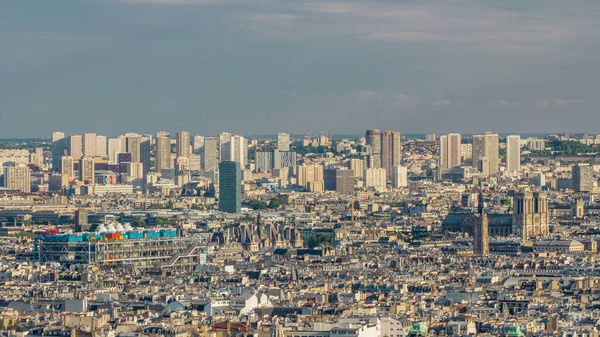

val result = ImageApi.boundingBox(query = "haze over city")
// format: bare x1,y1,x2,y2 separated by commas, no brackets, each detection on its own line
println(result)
2,0,600,136
4,1,600,337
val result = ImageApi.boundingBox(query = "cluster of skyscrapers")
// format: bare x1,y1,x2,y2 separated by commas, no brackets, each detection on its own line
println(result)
438,132,521,177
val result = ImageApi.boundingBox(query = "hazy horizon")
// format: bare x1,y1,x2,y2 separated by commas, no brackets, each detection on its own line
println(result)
1,0,599,137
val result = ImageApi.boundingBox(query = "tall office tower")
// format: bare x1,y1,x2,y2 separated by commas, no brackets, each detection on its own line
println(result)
107,138,122,164
277,133,291,151
52,131,65,142
79,157,95,185
348,159,365,179
391,166,408,188
126,136,141,163
255,151,273,172
176,131,191,160
324,167,355,194
297,164,324,192
365,129,382,168
364,168,387,191
96,135,107,158
202,137,219,171
472,132,499,176
381,130,401,178
68,135,83,159
219,132,232,162
512,191,549,240
51,132,67,172
426,133,437,142
140,137,151,175
3,164,31,193
155,132,173,173
461,143,472,160
506,135,521,173
193,135,205,154
83,133,97,157
118,135,128,154
273,150,297,169
439,133,462,170
218,161,241,213
60,156,75,180
472,135,484,169
573,163,594,192
228,135,247,167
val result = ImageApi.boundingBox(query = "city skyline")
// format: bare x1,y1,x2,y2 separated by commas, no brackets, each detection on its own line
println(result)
2,0,600,137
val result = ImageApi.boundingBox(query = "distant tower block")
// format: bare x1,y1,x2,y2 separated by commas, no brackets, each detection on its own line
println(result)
512,191,549,240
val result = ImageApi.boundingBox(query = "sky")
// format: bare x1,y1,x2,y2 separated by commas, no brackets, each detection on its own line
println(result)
1,0,599,137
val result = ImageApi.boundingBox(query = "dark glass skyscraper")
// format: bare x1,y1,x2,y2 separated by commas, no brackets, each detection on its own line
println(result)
219,161,241,213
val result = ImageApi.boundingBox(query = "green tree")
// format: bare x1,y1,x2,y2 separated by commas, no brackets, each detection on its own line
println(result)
133,219,147,227
305,233,333,248
246,199,268,210
268,197,287,209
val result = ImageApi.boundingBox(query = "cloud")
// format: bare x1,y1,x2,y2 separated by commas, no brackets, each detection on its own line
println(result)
537,98,587,108
350,90,384,102
494,100,522,107
552,98,586,106
112,0,600,56
431,99,452,107
396,94,416,109
113,0,223,4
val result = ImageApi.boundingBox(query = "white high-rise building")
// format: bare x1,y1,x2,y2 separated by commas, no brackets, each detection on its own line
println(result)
83,133,97,157
176,131,191,160
193,135,205,153
381,130,401,178
203,137,219,171
96,135,107,158
51,132,67,172
461,144,472,160
69,135,83,159
391,166,408,188
364,167,387,191
473,132,499,176
60,156,75,180
219,132,232,162
52,132,65,142
439,133,462,170
506,135,521,173
229,135,247,167
277,133,291,151
107,138,122,164
155,132,173,173
3,164,31,193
